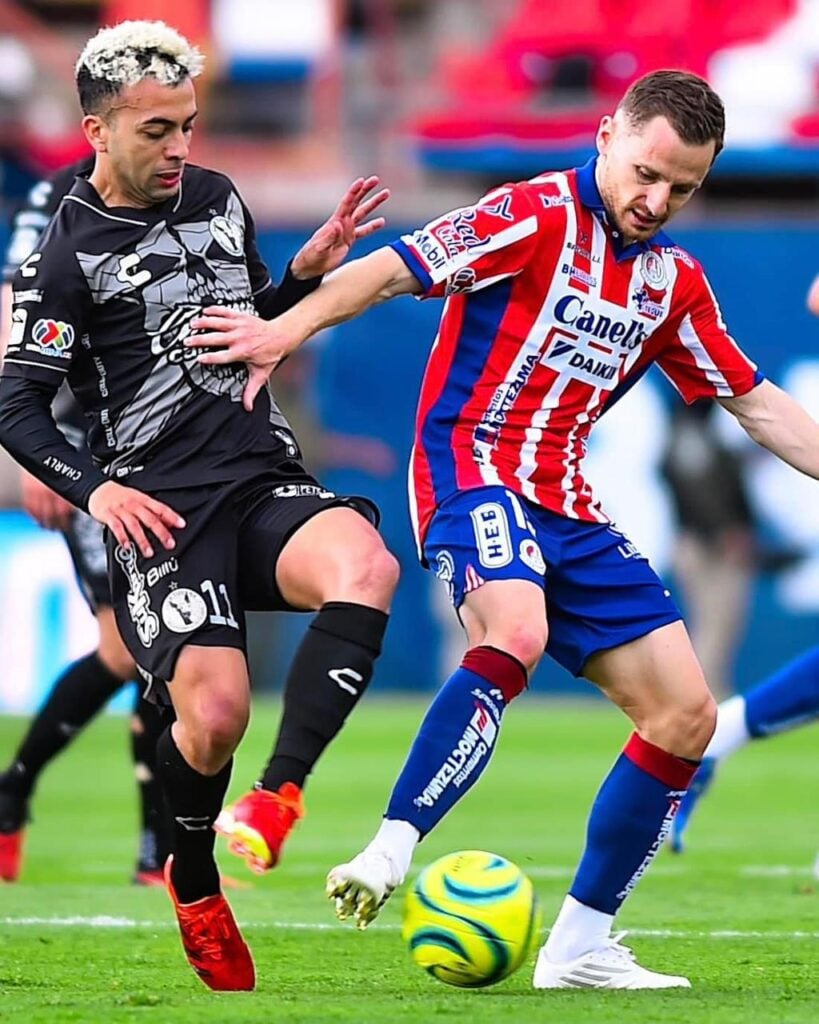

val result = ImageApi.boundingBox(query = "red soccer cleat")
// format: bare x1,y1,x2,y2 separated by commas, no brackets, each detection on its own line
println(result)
133,866,165,887
214,783,304,874
0,829,24,883
164,856,255,991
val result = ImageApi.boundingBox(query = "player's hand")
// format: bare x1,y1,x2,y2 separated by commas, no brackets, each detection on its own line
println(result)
188,308,296,411
291,176,390,279
20,470,75,531
87,480,186,558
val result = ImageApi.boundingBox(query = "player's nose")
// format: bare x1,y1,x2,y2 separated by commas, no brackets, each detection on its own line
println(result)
165,129,190,161
645,182,671,218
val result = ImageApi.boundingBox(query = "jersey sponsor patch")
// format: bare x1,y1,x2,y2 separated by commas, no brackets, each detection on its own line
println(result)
161,587,208,633
412,690,500,809
271,483,335,499
470,501,513,568
115,544,160,648
30,318,75,357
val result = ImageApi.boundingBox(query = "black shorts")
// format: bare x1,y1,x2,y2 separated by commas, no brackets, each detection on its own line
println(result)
63,509,111,611
107,472,378,700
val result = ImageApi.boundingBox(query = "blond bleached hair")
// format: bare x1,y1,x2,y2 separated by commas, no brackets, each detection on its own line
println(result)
76,20,204,111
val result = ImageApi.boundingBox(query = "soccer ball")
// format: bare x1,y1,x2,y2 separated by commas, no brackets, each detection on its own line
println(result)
402,850,541,988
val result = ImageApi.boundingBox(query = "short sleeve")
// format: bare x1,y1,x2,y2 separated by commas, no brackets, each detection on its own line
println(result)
656,269,762,402
390,184,541,299
1,222,89,386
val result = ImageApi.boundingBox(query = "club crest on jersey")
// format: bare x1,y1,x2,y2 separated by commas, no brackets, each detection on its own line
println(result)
30,318,74,357
161,588,208,633
209,215,244,257
639,251,668,290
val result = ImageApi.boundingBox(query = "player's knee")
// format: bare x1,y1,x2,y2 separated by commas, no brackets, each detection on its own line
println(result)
329,542,400,606
651,691,717,759
188,694,249,767
485,623,547,674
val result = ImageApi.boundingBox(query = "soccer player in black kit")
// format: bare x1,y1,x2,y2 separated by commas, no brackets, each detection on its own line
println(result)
0,154,174,888
0,20,397,992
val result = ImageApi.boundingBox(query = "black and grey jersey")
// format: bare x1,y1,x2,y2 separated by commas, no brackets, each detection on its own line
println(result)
1,164,312,496
3,156,94,438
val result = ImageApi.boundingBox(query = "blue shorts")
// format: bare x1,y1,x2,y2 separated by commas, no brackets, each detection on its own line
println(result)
423,486,682,677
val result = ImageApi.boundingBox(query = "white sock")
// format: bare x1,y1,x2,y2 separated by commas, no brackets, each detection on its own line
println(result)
366,817,419,882
705,695,750,760
543,894,614,963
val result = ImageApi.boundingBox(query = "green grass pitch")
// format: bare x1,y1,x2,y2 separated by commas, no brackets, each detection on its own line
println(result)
0,698,816,1023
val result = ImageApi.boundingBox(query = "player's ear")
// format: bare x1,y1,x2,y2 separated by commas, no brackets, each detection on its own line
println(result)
82,113,109,154
596,114,614,155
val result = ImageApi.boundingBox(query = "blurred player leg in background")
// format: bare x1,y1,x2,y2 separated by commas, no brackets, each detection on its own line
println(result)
661,400,757,700
0,477,171,885
670,644,819,853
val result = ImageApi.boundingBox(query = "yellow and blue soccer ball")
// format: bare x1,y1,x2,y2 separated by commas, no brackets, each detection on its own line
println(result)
402,850,541,988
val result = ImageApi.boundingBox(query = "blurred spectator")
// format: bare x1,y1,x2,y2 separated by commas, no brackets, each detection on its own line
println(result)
660,401,757,699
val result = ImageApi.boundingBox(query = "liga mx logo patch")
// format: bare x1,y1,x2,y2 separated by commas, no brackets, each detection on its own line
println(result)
31,317,74,356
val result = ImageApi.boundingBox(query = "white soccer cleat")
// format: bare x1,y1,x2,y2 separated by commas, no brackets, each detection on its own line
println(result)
325,849,403,930
532,932,692,990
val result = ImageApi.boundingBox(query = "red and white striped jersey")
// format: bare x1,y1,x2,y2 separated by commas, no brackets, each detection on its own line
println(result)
391,159,762,546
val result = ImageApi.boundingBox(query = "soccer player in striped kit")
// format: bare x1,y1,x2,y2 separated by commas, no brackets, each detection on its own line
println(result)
189,70,819,989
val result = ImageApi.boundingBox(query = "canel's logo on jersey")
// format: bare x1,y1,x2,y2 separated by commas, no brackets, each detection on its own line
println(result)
554,295,649,351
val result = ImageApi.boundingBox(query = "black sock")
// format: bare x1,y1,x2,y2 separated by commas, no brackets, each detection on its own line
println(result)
1,653,124,800
260,602,388,792
131,693,174,871
156,726,231,903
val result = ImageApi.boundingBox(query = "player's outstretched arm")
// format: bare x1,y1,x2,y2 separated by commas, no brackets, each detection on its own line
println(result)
189,247,420,410
719,379,819,478
87,480,186,559
290,176,390,280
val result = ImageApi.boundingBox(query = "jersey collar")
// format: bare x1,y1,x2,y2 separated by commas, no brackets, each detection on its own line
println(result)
575,156,674,261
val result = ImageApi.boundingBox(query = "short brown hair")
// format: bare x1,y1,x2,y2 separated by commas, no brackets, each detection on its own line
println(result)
618,70,725,157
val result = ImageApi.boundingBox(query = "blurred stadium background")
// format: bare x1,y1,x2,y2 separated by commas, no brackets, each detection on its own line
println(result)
2,0,819,714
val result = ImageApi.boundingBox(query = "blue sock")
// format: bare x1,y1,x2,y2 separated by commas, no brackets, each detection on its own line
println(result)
570,733,697,915
745,645,819,739
385,646,526,836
